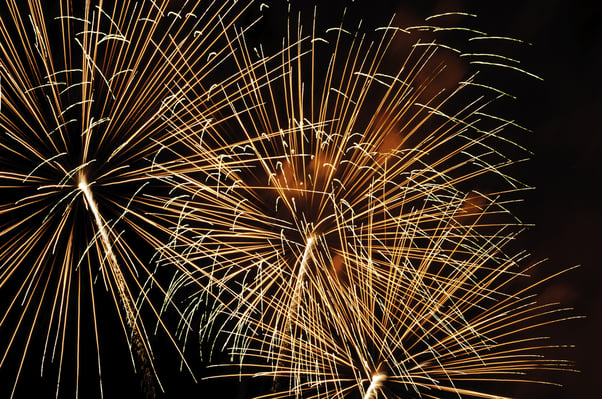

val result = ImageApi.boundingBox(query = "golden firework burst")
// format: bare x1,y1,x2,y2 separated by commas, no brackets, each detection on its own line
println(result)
0,1,257,397
153,5,576,398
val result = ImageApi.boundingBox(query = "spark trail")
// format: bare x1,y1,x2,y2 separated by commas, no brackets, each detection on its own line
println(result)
78,177,156,396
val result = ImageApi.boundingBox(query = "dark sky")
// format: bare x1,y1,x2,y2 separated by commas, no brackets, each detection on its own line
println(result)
464,1,601,398
1,0,600,398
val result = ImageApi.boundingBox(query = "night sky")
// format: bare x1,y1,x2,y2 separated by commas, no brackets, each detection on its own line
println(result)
0,0,600,398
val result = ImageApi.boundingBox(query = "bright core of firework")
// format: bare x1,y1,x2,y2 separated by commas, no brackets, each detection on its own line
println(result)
78,179,109,254
364,372,387,399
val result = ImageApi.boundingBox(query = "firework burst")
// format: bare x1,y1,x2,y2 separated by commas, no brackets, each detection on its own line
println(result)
0,1,257,397
152,5,576,398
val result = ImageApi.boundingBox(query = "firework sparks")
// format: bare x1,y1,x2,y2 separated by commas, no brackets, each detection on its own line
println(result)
152,5,576,398
0,0,257,397
0,1,577,398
